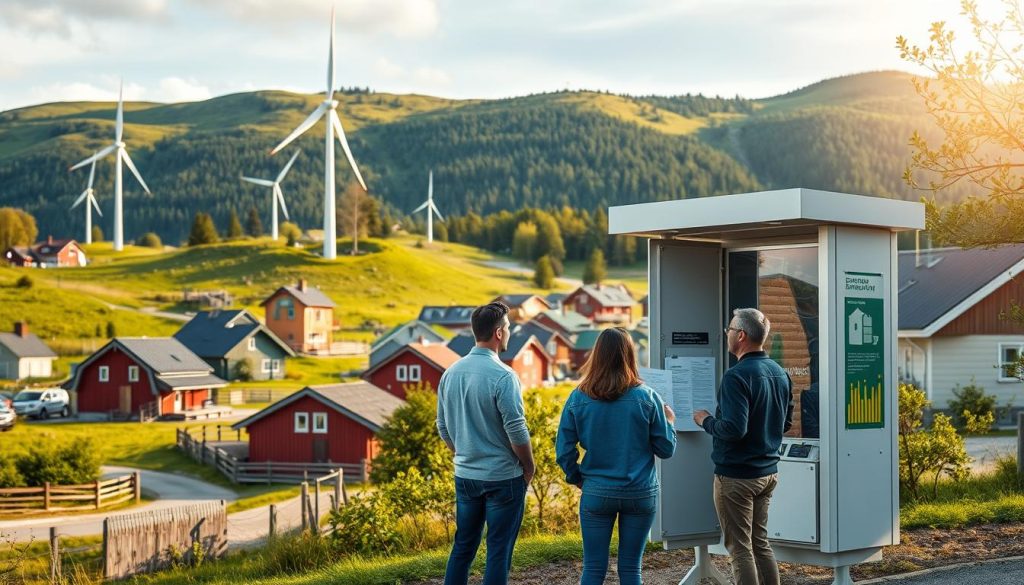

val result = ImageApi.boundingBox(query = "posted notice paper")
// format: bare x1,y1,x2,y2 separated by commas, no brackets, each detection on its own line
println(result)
641,356,717,432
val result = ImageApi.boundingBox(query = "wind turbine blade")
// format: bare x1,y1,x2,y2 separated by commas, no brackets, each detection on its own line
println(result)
270,103,327,155
430,201,444,222
276,150,301,183
87,158,96,188
241,176,275,187
412,201,429,213
90,194,103,217
120,149,151,193
116,80,124,143
69,144,116,171
275,184,290,221
330,109,367,191
71,190,89,210
428,170,433,201
327,7,335,98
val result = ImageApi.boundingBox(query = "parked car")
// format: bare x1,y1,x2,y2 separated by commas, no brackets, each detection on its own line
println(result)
0,403,14,431
13,388,70,419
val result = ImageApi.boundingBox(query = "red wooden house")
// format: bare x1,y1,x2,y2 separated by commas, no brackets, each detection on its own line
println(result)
362,342,461,399
448,329,551,388
564,284,634,325
64,338,227,419
231,382,405,468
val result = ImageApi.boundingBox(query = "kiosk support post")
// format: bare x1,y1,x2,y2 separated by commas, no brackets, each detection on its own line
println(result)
833,565,852,585
678,545,728,585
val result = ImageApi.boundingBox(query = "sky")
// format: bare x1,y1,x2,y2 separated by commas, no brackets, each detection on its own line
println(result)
0,0,977,112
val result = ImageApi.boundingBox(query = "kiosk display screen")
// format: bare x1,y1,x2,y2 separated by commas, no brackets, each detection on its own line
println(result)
727,246,819,438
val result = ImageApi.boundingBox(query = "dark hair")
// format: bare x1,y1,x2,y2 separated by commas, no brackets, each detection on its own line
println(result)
578,327,641,401
471,302,510,342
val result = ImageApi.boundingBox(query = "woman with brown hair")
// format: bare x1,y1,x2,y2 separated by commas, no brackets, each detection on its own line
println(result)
556,327,676,585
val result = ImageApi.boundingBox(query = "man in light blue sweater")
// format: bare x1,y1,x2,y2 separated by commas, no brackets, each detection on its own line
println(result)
437,301,535,585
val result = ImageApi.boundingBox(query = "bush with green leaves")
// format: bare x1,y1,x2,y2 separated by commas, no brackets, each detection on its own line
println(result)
328,490,403,556
233,358,254,382
369,385,452,483
14,275,32,289
15,437,101,487
0,456,24,488
136,232,162,248
948,379,997,431
523,388,579,533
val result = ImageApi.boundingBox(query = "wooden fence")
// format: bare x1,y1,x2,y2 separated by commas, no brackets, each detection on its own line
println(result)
176,428,368,484
103,500,227,580
0,473,140,514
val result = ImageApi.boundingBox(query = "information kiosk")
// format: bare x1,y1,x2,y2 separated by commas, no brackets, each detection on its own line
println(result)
608,189,924,585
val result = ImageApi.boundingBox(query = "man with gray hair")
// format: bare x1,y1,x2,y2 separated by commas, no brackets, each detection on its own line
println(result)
693,308,793,585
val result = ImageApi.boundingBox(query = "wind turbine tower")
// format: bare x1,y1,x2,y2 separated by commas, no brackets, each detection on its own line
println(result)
241,150,300,240
413,170,444,243
69,158,103,244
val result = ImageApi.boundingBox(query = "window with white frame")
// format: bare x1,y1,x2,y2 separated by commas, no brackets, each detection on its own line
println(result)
294,412,309,433
998,342,1024,382
396,365,408,381
409,364,421,382
128,365,139,382
271,359,281,373
98,366,109,382
261,359,271,373
312,412,328,434
248,337,256,351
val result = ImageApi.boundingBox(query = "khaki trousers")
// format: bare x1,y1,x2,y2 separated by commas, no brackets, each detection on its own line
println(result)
713,473,780,585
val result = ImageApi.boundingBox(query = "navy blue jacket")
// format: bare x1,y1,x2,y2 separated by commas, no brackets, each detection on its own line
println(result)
556,384,676,498
701,352,794,479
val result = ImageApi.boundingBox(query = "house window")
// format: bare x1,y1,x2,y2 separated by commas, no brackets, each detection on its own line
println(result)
547,341,557,356
271,359,281,373
998,343,1024,382
248,338,256,351
312,412,328,434
128,365,139,382
98,366,109,382
316,310,322,321
396,365,408,381
262,359,272,373
409,365,421,382
524,351,533,366
275,298,295,320
294,412,309,433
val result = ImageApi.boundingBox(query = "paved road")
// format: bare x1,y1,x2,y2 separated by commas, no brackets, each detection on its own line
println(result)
867,558,1024,585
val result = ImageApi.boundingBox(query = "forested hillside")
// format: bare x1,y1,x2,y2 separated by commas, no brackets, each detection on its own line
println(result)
0,71,953,245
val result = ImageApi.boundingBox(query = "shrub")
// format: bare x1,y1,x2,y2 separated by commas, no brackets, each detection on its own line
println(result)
14,275,32,289
263,532,336,575
15,437,101,487
899,383,971,501
523,388,579,533
329,491,402,556
279,222,301,246
136,232,162,248
369,385,451,484
233,358,254,382
948,379,997,431
0,457,24,488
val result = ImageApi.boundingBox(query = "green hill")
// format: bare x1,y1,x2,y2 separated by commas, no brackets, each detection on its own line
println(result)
0,71,957,245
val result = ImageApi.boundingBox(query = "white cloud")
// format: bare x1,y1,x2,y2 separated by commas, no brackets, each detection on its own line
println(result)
0,0,167,35
413,67,450,86
155,76,211,102
375,57,405,79
192,0,440,39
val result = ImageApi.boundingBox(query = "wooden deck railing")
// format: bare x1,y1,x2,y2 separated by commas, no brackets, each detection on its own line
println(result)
0,473,141,514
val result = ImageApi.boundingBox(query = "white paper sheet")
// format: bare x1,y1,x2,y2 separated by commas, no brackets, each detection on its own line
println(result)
663,356,718,432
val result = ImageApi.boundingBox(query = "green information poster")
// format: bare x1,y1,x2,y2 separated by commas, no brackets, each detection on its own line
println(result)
844,272,885,429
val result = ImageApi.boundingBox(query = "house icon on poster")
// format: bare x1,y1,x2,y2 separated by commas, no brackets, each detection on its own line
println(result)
849,308,865,346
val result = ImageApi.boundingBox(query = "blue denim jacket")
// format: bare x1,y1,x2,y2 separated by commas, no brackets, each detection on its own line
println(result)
556,384,677,498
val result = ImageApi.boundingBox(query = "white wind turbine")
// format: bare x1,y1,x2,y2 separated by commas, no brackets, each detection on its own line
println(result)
412,170,444,243
269,7,366,260
241,150,300,240
68,82,150,251
69,157,103,244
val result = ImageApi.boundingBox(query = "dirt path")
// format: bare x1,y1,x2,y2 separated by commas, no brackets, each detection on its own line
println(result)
416,524,1024,584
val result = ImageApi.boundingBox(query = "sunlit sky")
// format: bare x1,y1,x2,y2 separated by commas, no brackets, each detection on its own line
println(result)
0,0,979,112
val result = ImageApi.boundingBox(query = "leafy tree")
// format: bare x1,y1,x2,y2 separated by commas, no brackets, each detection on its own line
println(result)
105,321,116,338
188,212,219,246
534,212,566,262
0,207,37,250
245,205,263,237
280,221,301,246
898,1,1024,246
433,220,449,242
512,221,538,261
338,182,370,254
136,232,162,248
582,247,607,285
369,385,452,484
533,255,555,289
947,379,998,431
90,225,104,243
612,234,638,266
226,209,244,240
523,389,579,531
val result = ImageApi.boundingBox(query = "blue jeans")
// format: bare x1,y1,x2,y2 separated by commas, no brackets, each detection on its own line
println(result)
444,475,527,585
579,493,657,585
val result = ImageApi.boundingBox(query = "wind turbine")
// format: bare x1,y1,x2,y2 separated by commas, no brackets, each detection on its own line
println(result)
68,81,150,251
269,7,366,260
69,157,103,244
241,150,300,240
413,170,444,243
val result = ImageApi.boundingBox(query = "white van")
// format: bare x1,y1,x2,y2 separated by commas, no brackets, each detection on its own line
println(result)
13,388,70,419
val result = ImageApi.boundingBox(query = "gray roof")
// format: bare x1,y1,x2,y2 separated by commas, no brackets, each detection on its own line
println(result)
0,332,57,358
370,320,445,351
156,373,229,390
537,309,593,335
418,305,475,326
233,382,404,432
174,309,294,358
516,321,567,349
447,329,540,362
898,245,1024,331
571,284,634,307
496,294,550,309
263,283,336,308
117,338,216,374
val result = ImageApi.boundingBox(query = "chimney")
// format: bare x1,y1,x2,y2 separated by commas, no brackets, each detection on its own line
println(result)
14,322,28,338
297,279,308,292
